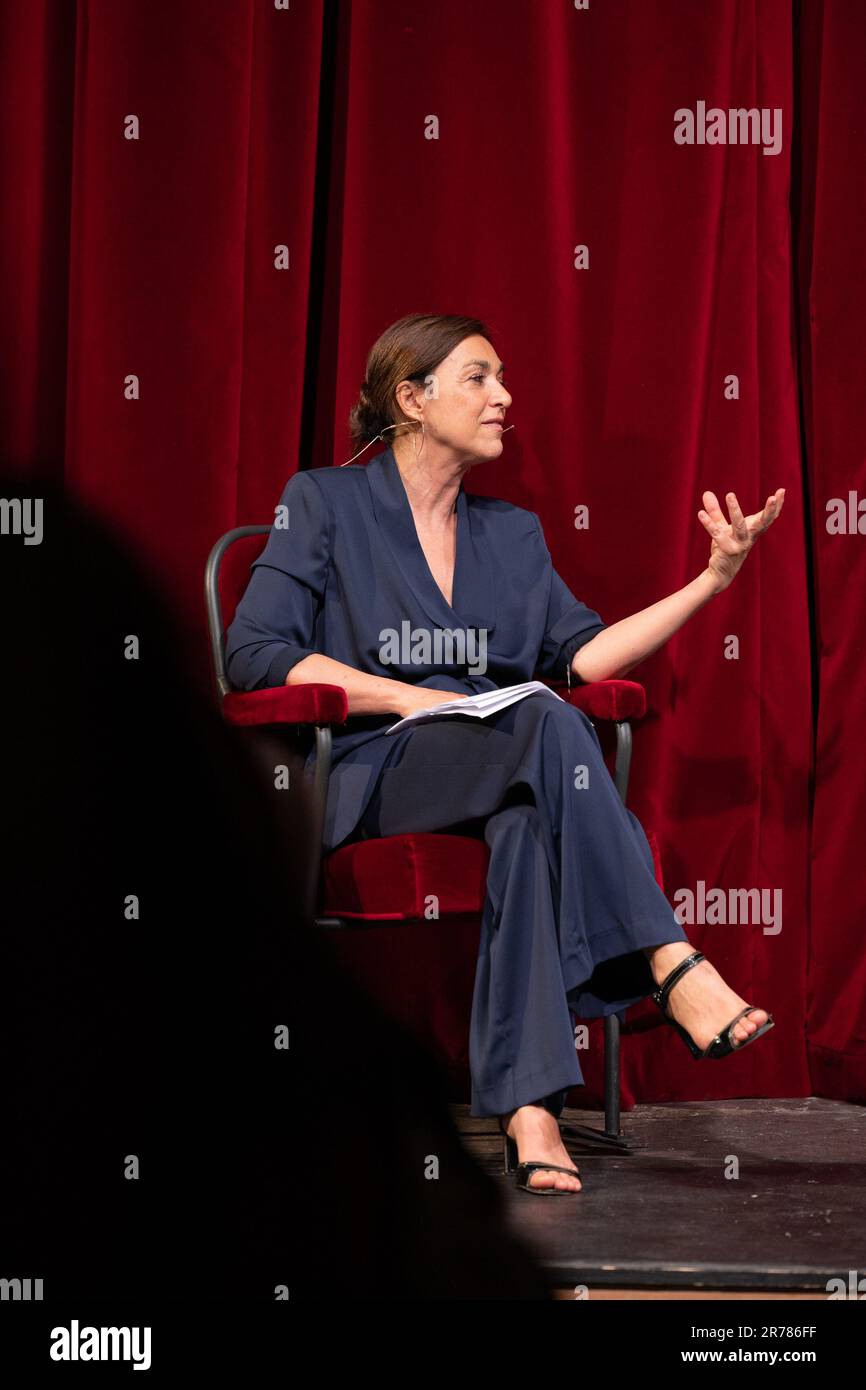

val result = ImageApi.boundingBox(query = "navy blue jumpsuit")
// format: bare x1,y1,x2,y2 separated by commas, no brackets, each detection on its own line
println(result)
225,445,689,1119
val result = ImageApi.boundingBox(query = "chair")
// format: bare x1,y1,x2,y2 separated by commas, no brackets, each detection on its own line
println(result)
206,524,666,1150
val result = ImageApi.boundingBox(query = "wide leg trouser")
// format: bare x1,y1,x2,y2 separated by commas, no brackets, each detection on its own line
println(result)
350,695,689,1119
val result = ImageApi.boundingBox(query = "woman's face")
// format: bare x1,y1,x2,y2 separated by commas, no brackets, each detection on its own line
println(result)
404,334,513,463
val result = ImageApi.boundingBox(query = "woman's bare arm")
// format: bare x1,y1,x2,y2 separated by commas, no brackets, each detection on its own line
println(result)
285,652,466,719
572,568,719,683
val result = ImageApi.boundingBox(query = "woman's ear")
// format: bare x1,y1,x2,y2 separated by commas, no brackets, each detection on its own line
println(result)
394,379,423,425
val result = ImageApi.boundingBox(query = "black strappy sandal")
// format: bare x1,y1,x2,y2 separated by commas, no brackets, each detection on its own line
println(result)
651,950,775,1059
498,1116,582,1196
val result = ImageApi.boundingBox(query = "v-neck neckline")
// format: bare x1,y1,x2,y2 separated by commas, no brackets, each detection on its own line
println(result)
384,446,467,620
364,445,497,638
406,495,459,612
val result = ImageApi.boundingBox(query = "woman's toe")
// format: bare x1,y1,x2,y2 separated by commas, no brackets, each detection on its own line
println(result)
733,1008,768,1043
528,1166,581,1191
528,1169,556,1191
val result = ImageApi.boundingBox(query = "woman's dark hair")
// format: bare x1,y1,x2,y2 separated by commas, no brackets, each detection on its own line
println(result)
347,312,495,449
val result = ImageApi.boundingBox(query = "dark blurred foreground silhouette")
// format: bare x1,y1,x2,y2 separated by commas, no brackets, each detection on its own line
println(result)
0,470,549,1301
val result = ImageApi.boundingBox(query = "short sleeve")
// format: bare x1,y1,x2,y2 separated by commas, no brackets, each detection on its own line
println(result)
531,513,607,684
224,471,330,691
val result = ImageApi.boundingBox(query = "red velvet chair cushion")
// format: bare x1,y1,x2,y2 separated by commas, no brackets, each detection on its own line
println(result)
323,832,490,919
323,826,664,919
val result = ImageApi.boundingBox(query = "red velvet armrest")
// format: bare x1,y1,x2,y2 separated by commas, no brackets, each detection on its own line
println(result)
221,683,349,727
547,678,647,722
222,678,644,730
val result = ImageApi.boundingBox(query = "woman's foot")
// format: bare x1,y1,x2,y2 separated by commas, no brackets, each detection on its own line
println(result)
500,1104,582,1192
644,942,769,1051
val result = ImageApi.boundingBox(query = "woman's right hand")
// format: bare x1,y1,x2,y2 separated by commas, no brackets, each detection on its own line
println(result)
392,685,471,719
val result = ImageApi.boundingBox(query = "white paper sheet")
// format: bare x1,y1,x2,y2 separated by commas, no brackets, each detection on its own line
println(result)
385,680,564,735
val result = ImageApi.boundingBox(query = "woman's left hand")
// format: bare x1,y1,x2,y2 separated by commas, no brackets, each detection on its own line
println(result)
699,488,786,593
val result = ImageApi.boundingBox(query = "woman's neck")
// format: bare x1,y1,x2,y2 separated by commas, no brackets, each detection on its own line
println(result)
392,439,468,525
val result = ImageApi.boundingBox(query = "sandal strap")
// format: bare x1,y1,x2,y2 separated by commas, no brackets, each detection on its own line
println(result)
651,950,706,1010
517,1161,581,1178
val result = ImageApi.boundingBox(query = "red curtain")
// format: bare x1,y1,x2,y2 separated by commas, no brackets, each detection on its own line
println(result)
2,0,863,1102
794,0,866,1102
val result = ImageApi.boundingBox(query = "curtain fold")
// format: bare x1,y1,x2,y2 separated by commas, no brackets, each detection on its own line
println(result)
794,0,866,1101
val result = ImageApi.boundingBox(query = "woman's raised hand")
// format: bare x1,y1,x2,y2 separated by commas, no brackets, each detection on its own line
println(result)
698,488,785,593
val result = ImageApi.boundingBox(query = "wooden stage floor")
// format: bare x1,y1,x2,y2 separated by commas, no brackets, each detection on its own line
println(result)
454,1096,866,1299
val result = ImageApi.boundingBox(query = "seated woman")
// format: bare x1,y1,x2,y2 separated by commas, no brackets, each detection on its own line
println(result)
225,312,784,1197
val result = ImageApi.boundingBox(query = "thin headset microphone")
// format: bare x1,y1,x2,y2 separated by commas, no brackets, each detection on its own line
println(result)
340,420,514,466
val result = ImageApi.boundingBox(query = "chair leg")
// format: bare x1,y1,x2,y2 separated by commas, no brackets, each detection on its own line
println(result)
604,1013,622,1137
614,719,633,804
560,1008,634,1151
307,724,332,924
607,721,630,1137
606,722,633,1134
561,719,635,1151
